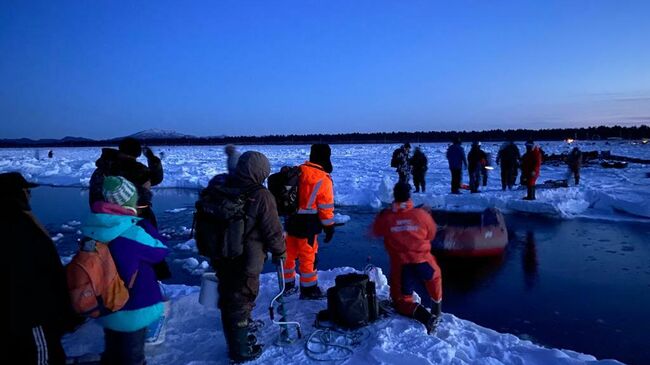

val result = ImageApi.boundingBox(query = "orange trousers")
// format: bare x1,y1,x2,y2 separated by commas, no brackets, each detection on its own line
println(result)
283,235,319,288
390,255,442,316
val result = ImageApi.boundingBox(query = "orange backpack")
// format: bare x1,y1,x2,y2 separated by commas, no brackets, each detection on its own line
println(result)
66,239,134,318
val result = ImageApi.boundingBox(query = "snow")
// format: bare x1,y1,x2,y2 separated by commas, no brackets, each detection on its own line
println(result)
2,141,648,220
62,267,622,364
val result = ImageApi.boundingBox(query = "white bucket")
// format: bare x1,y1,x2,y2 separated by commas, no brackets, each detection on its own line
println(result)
198,272,219,309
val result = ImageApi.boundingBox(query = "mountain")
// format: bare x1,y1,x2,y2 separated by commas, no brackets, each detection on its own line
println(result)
128,129,194,140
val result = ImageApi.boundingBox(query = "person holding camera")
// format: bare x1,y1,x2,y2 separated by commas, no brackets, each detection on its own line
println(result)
89,137,163,227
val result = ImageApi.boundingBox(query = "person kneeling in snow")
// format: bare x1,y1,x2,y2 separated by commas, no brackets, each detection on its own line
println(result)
371,182,443,334
82,176,169,365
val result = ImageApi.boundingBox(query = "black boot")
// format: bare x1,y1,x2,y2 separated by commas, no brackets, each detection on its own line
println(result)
299,285,325,300
283,280,298,296
225,326,263,363
413,305,439,335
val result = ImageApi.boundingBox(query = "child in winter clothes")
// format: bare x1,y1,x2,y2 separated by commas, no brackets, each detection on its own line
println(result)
82,176,169,365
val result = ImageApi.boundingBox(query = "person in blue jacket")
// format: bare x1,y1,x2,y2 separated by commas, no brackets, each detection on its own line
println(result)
446,137,467,194
81,176,169,365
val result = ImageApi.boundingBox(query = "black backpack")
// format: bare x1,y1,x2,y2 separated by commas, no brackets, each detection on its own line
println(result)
318,273,380,329
193,174,261,259
268,166,301,216
390,148,401,168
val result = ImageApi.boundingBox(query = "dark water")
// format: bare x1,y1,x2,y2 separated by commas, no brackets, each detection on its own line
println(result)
31,187,650,365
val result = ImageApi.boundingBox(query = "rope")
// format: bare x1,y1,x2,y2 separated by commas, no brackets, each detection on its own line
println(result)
304,327,371,362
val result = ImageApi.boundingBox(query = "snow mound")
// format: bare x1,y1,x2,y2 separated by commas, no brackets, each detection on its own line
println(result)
62,267,622,364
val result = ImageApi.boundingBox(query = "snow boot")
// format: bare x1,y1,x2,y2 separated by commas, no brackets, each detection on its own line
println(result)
413,305,439,335
247,318,264,333
299,285,326,300
226,327,262,364
283,280,298,296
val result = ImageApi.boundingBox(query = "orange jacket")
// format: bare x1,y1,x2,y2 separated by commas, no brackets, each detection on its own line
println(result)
521,147,542,186
372,200,437,263
297,161,335,226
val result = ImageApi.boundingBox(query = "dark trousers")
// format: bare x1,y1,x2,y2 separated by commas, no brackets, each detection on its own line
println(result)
526,185,536,200
12,325,66,365
450,168,462,193
213,256,260,329
570,167,580,185
481,167,488,186
500,166,517,190
468,167,482,193
101,327,147,365
398,171,410,185
412,171,426,192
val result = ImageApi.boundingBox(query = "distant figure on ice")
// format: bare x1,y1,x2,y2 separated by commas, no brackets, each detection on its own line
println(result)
89,137,164,227
481,152,492,187
467,141,487,193
284,143,336,299
566,147,582,185
204,152,286,363
48,150,53,158
372,182,443,334
496,140,521,190
409,146,428,193
391,143,411,184
81,176,169,365
4,172,80,364
446,137,467,194
521,139,542,200
224,144,241,175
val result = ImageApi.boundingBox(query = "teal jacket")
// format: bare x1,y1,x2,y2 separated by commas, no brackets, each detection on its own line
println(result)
82,213,168,332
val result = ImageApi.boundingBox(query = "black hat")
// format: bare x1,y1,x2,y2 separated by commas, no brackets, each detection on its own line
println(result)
0,172,39,191
310,144,333,173
119,137,142,158
393,182,411,202
404,142,411,149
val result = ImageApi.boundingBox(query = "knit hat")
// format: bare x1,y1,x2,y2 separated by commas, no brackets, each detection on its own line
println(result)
393,182,411,202
102,176,138,208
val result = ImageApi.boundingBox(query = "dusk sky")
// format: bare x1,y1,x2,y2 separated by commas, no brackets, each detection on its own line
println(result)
1,1,649,139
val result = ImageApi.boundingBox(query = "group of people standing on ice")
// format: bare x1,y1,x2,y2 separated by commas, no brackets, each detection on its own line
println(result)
392,138,581,201
391,142,429,192
8,139,445,364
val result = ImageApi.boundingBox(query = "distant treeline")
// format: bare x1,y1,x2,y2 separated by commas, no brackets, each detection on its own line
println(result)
1,125,648,148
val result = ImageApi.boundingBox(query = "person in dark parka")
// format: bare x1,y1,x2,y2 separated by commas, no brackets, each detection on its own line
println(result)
89,137,163,227
391,143,412,185
409,146,428,193
496,140,521,190
446,138,467,194
4,172,81,365
467,141,488,193
209,151,286,363
566,147,582,185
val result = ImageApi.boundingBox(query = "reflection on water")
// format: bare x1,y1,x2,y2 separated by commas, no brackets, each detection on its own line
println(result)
522,231,539,290
30,187,650,365
437,255,505,293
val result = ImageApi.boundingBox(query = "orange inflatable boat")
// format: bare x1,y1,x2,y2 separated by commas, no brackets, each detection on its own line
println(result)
431,208,508,257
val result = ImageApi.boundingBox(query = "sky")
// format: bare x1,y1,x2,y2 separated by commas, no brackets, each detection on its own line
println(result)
1,1,649,139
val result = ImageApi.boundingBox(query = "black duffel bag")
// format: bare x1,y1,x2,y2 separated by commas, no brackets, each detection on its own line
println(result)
318,273,379,329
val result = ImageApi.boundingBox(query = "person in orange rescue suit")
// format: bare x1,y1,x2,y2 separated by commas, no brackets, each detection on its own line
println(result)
284,144,335,300
521,139,542,200
372,182,443,334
